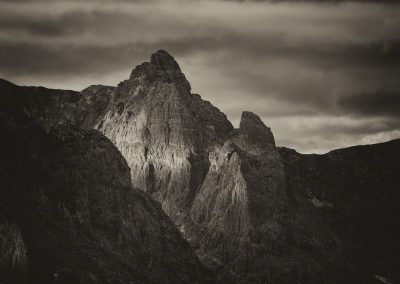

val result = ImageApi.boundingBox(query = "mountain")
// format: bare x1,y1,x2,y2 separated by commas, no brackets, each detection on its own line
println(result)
97,50,233,225
0,81,211,283
1,50,399,283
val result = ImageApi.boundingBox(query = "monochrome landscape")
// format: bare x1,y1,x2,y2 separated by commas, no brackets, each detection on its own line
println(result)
1,1,399,283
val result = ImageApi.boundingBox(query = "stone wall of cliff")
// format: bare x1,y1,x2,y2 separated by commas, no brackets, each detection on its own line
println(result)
96,51,233,226
0,93,211,283
1,50,399,284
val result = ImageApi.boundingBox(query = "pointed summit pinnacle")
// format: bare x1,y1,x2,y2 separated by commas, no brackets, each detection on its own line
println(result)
150,50,180,70
239,111,276,147
129,50,191,90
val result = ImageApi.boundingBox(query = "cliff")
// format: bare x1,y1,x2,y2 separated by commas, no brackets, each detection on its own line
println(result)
96,50,233,226
0,102,211,283
1,50,399,283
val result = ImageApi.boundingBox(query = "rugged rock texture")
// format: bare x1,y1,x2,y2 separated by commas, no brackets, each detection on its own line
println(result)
94,51,400,283
97,50,233,225
189,112,289,282
92,52,342,283
238,111,276,149
0,116,210,283
1,50,399,284
0,216,28,284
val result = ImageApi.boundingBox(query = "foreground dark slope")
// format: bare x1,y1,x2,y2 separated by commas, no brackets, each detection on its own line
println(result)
0,82,210,283
1,50,399,283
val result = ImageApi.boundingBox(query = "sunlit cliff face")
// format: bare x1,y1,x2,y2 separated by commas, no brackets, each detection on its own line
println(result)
1,0,399,153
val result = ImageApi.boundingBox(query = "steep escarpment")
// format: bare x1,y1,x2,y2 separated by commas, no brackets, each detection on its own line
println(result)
97,50,233,223
188,111,354,283
1,50,399,284
189,112,289,282
0,118,210,283
91,52,331,281
93,52,295,282
92,51,400,283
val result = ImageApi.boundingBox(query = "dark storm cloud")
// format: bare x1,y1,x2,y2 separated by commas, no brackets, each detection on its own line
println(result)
0,0,399,152
0,8,151,37
338,91,400,117
0,42,140,76
0,38,220,79
0,11,87,36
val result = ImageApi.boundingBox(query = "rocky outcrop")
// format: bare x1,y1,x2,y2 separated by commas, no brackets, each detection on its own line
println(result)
238,111,276,149
96,50,233,225
90,53,306,282
1,50,399,284
188,112,288,282
78,84,116,129
0,115,211,283
92,51,400,283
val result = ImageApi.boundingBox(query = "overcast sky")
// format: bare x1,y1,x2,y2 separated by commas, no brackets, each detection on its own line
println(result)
1,0,399,153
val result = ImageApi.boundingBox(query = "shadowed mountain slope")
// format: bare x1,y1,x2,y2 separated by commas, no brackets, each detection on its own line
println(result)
0,83,212,284
279,140,400,283
1,50,399,283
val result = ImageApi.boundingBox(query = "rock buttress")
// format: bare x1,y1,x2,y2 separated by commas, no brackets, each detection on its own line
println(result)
97,50,234,225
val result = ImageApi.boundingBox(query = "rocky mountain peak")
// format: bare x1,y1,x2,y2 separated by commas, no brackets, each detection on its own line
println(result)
150,49,179,69
2,52,400,283
129,50,190,90
238,111,275,147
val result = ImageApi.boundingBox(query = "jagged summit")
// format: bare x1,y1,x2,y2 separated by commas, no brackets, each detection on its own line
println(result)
240,111,263,123
150,50,180,69
129,50,190,90
2,49,399,283
239,111,275,147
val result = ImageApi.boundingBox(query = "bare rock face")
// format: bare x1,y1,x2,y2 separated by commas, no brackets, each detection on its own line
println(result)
97,50,233,224
83,52,290,281
91,52,400,283
78,84,116,129
94,53,291,282
189,112,288,282
238,111,275,149
129,50,191,90
0,110,211,283
1,50,400,284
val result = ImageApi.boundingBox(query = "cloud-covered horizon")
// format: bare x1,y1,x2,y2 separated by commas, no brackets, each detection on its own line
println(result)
1,0,399,153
